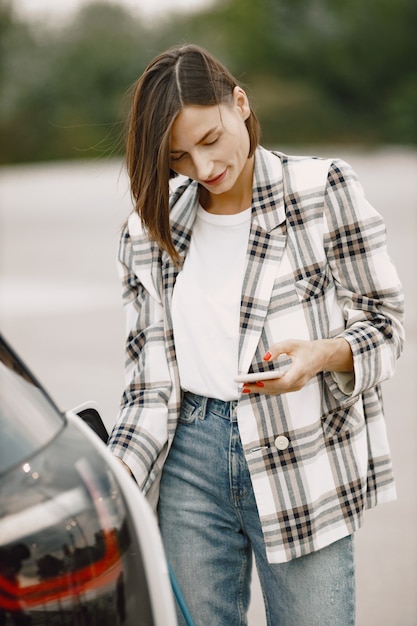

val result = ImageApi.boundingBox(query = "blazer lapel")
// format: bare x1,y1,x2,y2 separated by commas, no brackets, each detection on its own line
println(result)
161,176,199,278
161,178,199,367
238,148,287,374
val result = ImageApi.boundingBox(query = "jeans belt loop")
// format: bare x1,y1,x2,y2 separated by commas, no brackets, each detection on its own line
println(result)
199,396,208,420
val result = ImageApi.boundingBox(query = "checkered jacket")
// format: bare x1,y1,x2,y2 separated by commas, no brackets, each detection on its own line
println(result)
108,147,404,563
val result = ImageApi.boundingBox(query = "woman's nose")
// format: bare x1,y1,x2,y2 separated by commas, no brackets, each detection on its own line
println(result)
192,153,212,181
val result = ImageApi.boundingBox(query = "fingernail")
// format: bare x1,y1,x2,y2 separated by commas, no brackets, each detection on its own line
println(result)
263,352,272,361
242,386,251,394
255,381,264,387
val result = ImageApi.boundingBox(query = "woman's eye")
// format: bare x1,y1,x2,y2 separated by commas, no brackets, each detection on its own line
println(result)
170,153,185,163
205,137,218,146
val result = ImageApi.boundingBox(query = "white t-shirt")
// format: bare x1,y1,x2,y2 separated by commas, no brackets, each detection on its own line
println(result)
172,205,251,401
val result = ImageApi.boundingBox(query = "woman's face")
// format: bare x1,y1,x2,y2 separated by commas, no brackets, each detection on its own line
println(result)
170,87,253,201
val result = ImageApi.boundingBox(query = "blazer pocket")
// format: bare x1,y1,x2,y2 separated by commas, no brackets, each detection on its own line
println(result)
295,268,331,302
321,399,364,439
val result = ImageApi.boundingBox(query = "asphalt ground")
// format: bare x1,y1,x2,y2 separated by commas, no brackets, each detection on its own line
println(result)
1,148,416,625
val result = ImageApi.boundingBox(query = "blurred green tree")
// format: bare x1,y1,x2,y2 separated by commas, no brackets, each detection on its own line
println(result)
0,1,151,163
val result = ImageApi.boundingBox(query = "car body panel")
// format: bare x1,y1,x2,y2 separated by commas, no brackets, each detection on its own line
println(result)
0,334,177,626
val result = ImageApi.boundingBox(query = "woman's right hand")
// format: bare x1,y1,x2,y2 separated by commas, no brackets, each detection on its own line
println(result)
113,455,134,477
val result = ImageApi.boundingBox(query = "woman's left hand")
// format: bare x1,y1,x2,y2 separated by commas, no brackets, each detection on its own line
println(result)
242,337,353,396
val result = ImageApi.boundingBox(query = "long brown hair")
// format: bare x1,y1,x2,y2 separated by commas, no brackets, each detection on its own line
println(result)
126,44,260,263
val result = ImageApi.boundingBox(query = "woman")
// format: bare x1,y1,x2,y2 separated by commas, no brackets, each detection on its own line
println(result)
108,44,404,625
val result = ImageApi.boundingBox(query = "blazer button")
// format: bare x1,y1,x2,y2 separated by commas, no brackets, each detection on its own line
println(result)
274,435,289,451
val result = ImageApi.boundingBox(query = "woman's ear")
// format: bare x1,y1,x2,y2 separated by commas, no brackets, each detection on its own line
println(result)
232,86,251,121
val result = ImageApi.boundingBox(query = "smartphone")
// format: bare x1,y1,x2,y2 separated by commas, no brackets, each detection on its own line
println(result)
234,371,283,383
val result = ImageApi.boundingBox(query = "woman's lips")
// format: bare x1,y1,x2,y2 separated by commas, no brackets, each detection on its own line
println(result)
203,169,227,186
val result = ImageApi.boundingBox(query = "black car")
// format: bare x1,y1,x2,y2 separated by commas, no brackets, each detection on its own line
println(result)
0,334,178,626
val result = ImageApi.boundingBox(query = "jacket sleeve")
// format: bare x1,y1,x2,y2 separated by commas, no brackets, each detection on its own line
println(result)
107,220,172,492
322,159,405,401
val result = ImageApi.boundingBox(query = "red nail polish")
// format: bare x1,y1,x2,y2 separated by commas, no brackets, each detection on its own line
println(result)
263,352,272,361
255,381,264,387
242,387,251,394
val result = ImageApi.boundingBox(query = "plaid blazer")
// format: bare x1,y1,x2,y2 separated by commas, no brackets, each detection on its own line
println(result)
108,147,404,563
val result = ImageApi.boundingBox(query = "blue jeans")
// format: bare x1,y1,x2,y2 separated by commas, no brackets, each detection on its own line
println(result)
158,392,355,626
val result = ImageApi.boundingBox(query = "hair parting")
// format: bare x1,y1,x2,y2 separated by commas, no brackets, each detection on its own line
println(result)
174,55,184,107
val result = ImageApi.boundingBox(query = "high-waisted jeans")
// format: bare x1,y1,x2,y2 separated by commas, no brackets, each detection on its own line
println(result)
158,392,355,626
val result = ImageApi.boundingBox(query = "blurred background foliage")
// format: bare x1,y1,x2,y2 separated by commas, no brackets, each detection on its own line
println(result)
0,0,416,164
